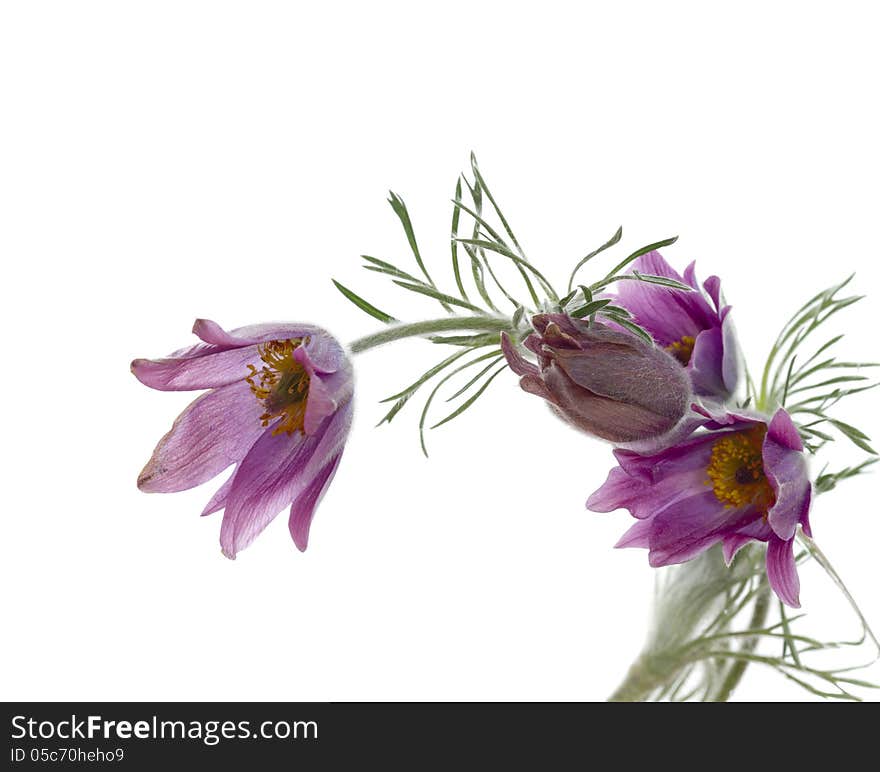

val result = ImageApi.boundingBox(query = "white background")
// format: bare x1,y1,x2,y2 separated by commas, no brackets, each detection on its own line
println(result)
2,2,879,702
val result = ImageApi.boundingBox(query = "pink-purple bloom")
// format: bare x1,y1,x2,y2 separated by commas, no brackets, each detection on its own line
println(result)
133,319,353,558
501,313,692,447
608,251,739,401
587,406,812,607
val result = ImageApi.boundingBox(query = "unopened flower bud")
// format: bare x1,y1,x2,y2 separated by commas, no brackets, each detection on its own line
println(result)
501,313,692,444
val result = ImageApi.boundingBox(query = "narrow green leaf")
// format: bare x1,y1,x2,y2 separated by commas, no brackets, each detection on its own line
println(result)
450,177,469,302
469,152,524,256
391,280,485,313
463,243,500,313
567,226,623,293
381,347,474,402
594,236,679,287
332,279,397,323
603,316,653,343
445,354,506,401
431,362,508,428
570,298,611,319
599,272,694,292
418,349,504,456
455,237,557,301
361,255,421,283
387,191,440,292
827,419,877,454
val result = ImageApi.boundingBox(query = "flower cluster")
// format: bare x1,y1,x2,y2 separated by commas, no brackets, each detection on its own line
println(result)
133,156,876,700
501,251,813,607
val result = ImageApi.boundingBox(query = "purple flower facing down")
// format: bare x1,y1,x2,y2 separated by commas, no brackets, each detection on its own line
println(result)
608,251,739,401
587,407,812,607
501,313,693,448
133,319,353,558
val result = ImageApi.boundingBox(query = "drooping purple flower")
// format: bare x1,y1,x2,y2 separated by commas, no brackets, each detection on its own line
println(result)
587,406,812,607
501,313,693,449
132,319,353,558
606,251,739,401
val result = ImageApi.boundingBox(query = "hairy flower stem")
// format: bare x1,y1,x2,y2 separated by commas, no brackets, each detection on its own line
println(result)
348,316,512,353
607,654,687,702
711,585,772,701
607,545,771,702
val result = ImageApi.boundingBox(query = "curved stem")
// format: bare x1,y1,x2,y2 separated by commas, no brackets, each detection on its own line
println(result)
608,655,682,702
711,585,772,701
348,316,512,354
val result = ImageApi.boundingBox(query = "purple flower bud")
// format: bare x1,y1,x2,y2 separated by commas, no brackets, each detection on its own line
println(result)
501,313,692,445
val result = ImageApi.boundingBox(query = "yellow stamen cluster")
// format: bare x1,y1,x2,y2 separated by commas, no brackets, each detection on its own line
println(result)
246,338,311,436
665,335,696,366
706,426,775,513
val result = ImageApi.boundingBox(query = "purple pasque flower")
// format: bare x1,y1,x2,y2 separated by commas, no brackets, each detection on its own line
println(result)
501,312,693,449
132,318,353,558
587,406,812,607
607,251,739,401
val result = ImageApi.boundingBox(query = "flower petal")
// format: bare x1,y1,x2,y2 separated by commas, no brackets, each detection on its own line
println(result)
612,433,715,483
294,345,354,436
610,252,715,345
131,346,261,392
588,464,711,520
137,381,266,493
720,310,740,396
614,518,653,549
201,471,236,516
766,537,801,608
767,407,804,452
647,491,758,567
219,400,352,558
763,411,811,541
195,319,328,349
501,332,539,377
721,533,754,565
689,325,727,398
288,454,343,552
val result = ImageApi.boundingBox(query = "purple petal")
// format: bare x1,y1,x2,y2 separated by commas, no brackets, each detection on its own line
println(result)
647,491,759,567
720,311,740,396
294,345,353,436
201,471,236,516
288,454,343,552
766,537,801,608
767,408,804,452
611,252,716,346
613,432,716,483
763,414,810,541
615,518,653,549
137,381,266,493
588,464,712,520
519,374,559,405
198,319,329,349
131,346,260,392
501,332,539,377
688,326,727,398
721,533,755,564
587,467,648,513
702,275,722,312
219,400,352,558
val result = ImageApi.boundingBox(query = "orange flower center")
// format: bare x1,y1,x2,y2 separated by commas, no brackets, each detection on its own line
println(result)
706,426,775,513
246,339,310,436
665,335,696,366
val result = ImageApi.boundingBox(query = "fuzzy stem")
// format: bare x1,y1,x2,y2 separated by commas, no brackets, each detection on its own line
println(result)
608,654,683,702
348,316,512,353
711,585,772,701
